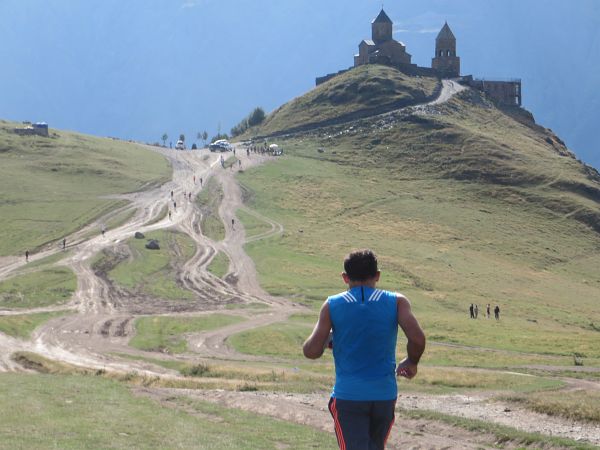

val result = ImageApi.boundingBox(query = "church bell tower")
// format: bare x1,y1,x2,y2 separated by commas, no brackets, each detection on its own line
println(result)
432,22,460,77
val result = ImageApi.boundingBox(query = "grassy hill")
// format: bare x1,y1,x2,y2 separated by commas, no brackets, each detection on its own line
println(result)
236,67,600,365
248,65,440,136
0,121,170,256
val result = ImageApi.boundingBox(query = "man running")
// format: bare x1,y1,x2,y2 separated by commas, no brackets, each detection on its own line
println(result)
303,249,425,450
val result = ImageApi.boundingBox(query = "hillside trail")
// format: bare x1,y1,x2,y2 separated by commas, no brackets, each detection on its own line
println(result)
1,83,599,446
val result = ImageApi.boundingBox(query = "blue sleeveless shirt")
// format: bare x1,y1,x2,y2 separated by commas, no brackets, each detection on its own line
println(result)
328,286,399,401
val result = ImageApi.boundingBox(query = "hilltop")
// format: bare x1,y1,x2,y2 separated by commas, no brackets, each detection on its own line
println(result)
246,65,600,236
251,65,440,136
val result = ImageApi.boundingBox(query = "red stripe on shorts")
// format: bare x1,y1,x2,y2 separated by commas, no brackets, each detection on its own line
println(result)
329,398,346,450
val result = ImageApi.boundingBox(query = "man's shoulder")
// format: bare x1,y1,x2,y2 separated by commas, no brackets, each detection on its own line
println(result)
327,291,355,304
328,289,399,305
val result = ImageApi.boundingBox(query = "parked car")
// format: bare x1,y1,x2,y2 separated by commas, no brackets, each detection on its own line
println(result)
175,140,185,150
209,139,232,152
269,144,283,156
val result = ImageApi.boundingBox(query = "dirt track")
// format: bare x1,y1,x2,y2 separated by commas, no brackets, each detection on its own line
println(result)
1,84,599,448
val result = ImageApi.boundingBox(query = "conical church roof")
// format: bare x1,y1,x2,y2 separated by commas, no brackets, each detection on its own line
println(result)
436,22,456,40
372,9,392,24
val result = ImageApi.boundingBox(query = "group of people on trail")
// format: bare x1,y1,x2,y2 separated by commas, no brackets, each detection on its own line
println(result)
247,143,272,155
304,249,426,450
470,303,500,320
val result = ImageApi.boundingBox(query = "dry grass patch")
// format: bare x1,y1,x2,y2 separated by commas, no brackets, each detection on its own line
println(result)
502,389,600,423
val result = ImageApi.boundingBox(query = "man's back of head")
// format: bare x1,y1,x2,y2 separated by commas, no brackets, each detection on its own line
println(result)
344,249,378,282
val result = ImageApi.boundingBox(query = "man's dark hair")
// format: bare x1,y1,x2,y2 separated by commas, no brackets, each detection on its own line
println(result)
344,249,378,281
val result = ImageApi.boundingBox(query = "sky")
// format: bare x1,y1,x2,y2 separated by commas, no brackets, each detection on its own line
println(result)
0,0,599,168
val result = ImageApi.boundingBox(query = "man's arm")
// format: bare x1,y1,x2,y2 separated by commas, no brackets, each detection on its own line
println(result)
396,294,426,379
302,300,332,359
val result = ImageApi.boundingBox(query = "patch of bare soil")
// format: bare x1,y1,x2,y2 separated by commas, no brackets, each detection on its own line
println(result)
136,387,531,450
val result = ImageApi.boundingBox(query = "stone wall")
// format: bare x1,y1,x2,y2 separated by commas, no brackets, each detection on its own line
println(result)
462,76,522,106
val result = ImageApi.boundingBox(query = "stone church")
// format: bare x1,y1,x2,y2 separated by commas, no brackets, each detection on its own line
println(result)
317,9,521,107
354,9,460,78
354,9,413,67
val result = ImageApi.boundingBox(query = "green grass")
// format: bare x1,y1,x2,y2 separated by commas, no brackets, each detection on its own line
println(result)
129,314,244,354
97,230,196,300
401,367,563,394
249,64,440,136
0,311,67,338
502,390,600,423
207,251,230,278
196,177,226,241
236,146,600,361
110,352,333,392
0,120,171,256
227,322,562,393
104,207,137,231
229,322,316,359
236,207,273,239
0,373,334,450
0,267,76,309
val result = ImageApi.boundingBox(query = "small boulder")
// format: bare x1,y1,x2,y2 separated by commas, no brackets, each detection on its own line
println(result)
145,239,160,250
134,232,145,239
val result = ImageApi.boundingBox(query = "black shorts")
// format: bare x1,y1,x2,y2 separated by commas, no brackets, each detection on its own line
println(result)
328,397,396,450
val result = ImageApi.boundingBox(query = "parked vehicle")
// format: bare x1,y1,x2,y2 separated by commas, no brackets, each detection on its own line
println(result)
175,139,185,150
209,139,232,152
269,144,283,156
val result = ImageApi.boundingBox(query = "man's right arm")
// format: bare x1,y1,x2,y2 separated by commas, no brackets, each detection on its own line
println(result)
396,294,426,379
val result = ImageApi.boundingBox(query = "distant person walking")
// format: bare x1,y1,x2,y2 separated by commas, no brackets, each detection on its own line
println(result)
474,304,478,319
171,190,174,199
173,201,177,211
469,303,474,319
231,218,235,230
25,250,29,262
188,192,191,201
303,249,425,450
486,304,491,319
62,238,66,250
494,305,500,320
200,177,203,187
101,225,106,237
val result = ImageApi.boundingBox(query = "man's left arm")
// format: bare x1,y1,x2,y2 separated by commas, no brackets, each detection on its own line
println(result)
302,300,332,359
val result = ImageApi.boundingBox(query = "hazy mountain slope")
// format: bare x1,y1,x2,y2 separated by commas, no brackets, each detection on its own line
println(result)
0,121,170,256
